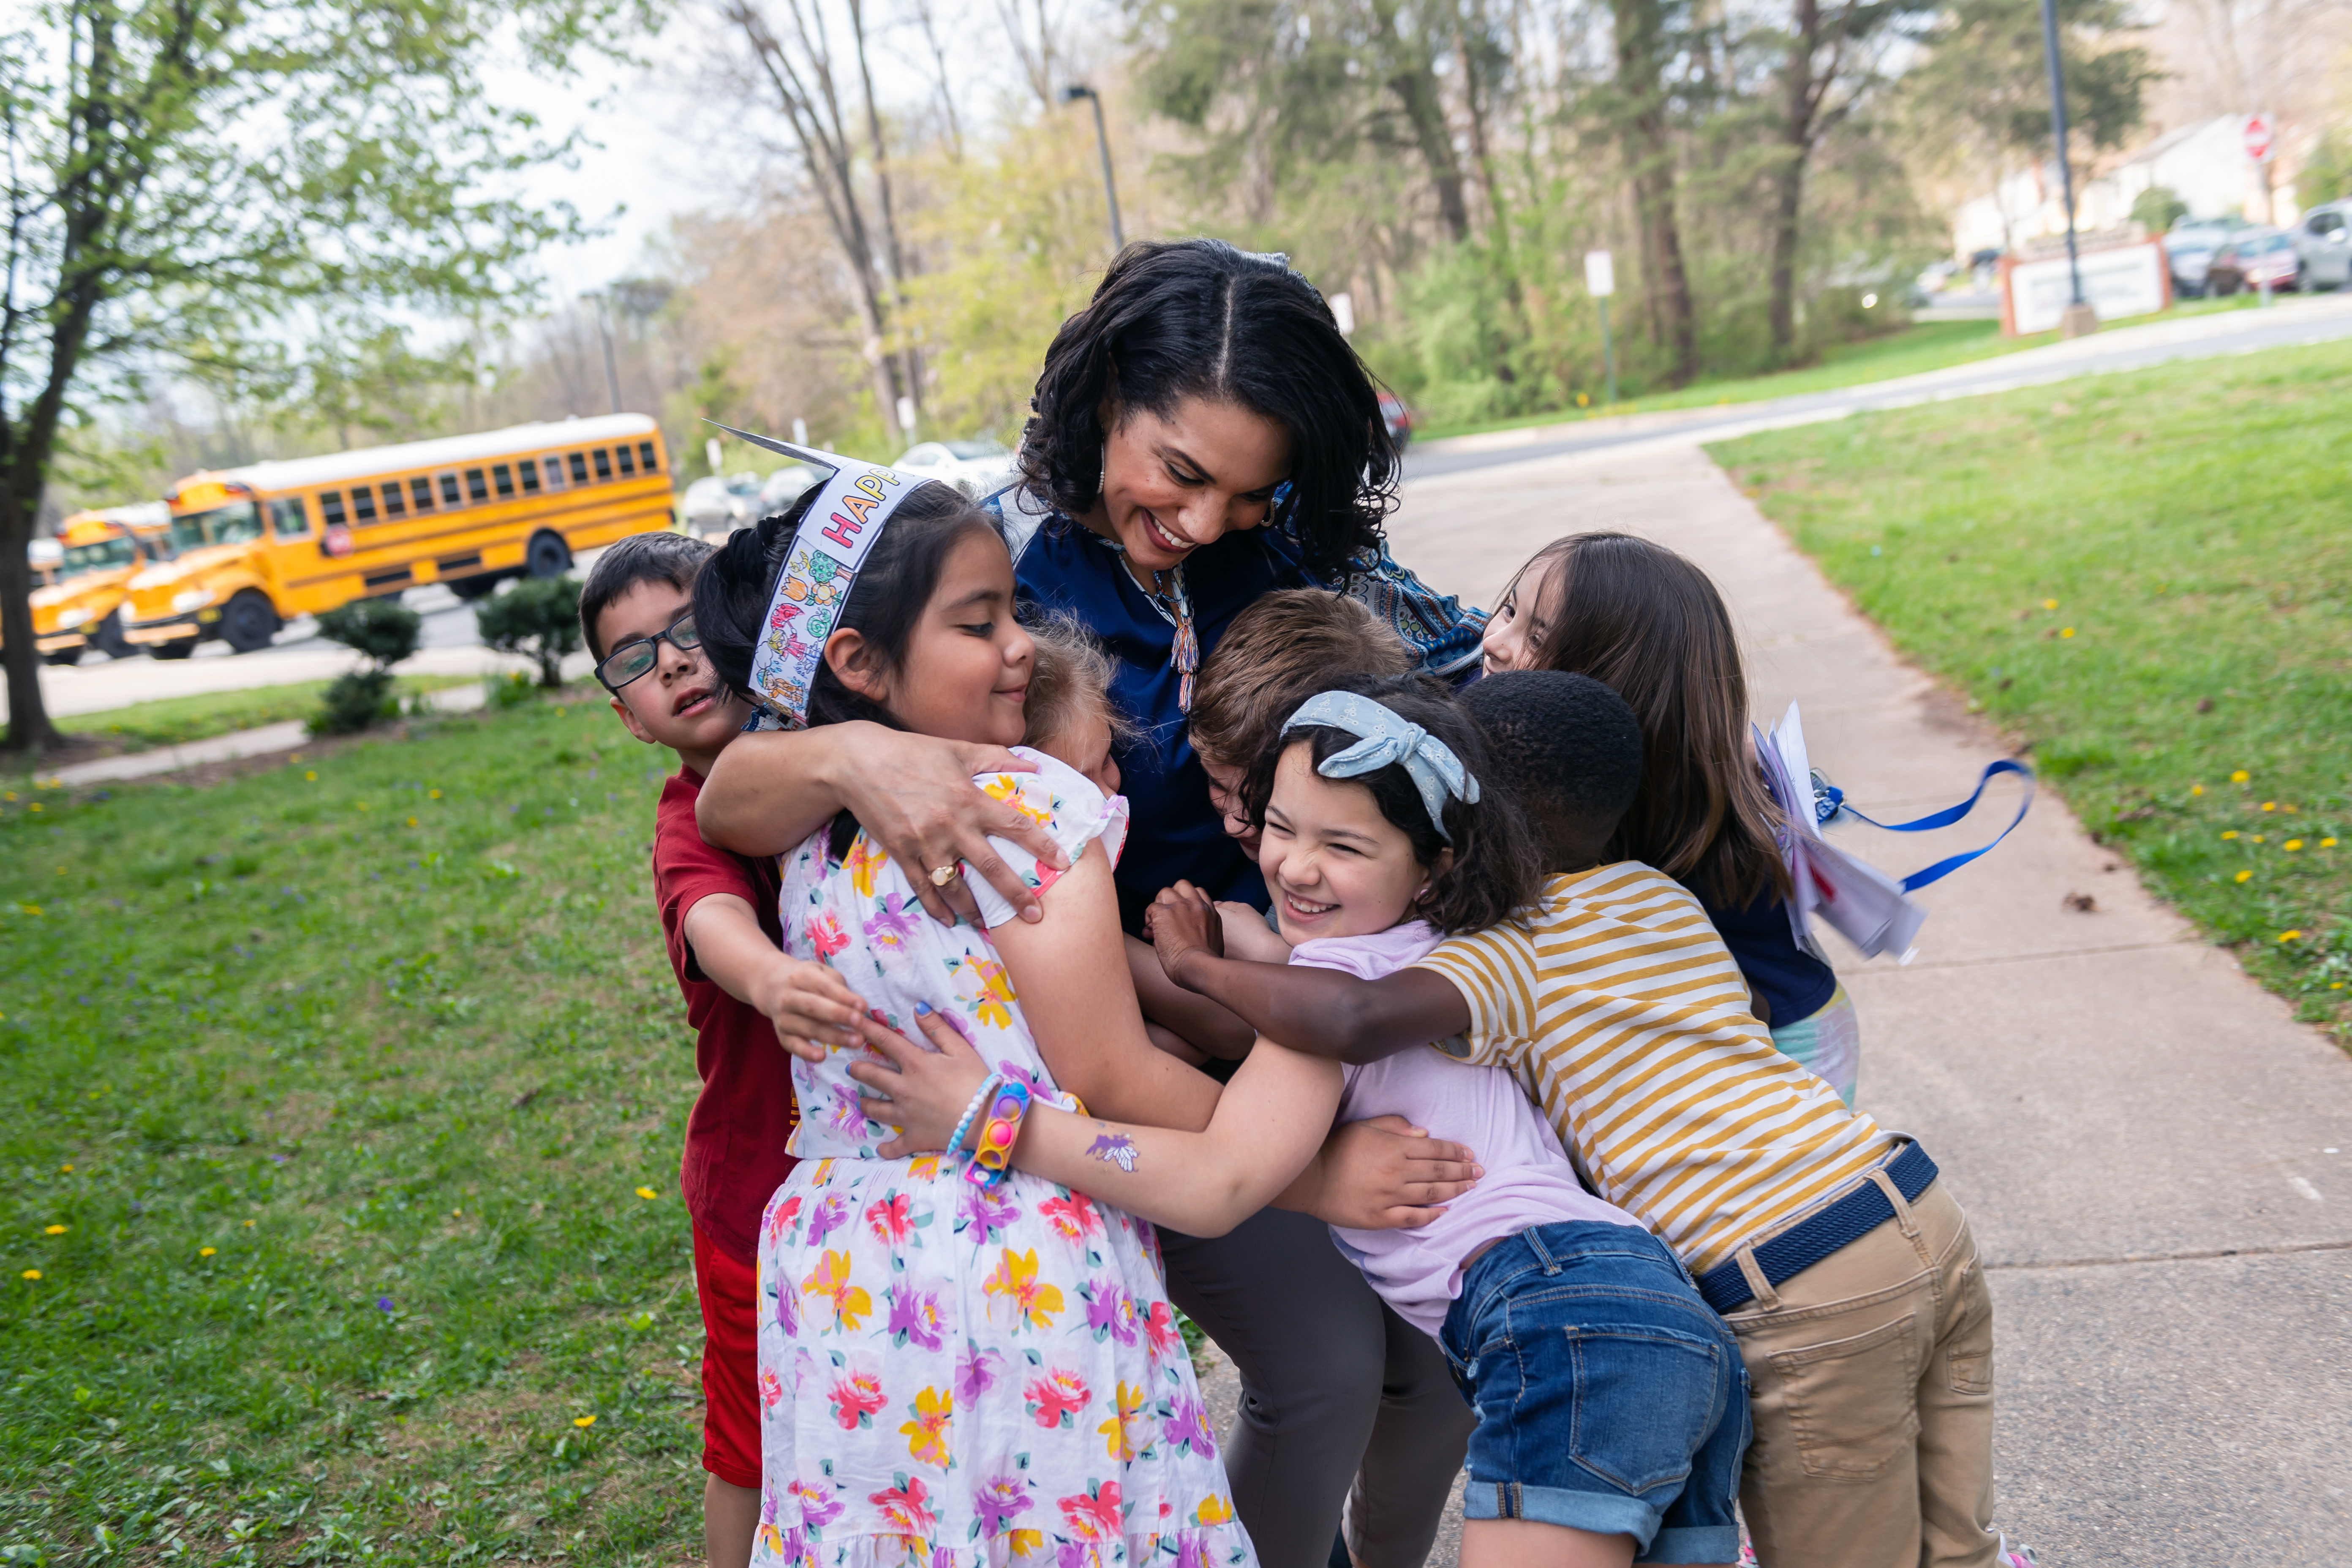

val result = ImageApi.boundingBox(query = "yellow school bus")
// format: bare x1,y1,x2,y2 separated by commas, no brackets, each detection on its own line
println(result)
123,414,675,658
31,505,176,664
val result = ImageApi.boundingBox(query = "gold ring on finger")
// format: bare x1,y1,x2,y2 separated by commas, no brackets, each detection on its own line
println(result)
929,862,961,888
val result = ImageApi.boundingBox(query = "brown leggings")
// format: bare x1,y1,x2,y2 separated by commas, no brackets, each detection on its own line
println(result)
1159,1206,1474,1568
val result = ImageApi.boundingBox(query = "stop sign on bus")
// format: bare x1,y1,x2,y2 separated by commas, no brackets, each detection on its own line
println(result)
2245,114,2274,163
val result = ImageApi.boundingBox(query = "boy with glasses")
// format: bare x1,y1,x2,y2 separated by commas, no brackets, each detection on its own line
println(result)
579,534,866,1568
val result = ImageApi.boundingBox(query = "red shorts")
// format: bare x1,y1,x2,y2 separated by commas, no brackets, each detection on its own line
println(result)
693,1222,762,1489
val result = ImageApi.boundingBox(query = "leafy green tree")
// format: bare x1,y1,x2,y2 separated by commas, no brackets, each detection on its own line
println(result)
0,0,640,755
2131,185,2189,230
476,574,583,689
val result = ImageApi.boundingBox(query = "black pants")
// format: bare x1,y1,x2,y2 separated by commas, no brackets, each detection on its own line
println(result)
1160,1208,1472,1568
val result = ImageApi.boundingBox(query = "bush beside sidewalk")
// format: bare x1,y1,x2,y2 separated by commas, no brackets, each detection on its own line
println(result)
1710,338,2352,1042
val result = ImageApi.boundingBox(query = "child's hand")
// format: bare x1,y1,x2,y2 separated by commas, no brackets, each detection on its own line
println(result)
751,957,867,1064
1312,1115,1482,1230
1212,901,1292,964
1145,882,1223,980
848,1005,994,1157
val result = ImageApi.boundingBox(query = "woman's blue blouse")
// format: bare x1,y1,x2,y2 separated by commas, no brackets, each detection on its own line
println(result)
1002,499,1485,932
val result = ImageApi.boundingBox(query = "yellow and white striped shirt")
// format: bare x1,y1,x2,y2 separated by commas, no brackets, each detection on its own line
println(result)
1416,863,1893,1274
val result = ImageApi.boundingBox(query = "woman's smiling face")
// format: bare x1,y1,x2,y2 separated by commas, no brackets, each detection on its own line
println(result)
1090,397,1293,574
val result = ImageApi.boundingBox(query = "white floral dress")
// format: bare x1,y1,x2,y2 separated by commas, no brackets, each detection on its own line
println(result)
754,749,1254,1568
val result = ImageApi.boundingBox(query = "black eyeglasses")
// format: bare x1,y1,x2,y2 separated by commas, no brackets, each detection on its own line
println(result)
597,610,702,691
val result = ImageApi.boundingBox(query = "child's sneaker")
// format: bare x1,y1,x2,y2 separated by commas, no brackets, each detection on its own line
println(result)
1736,1535,1759,1568
1998,1536,2040,1568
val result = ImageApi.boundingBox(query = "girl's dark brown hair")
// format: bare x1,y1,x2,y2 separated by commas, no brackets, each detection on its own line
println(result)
1239,673,1538,935
1505,532,1791,908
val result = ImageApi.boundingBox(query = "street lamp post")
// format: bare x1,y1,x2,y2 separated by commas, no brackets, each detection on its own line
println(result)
1062,85,1125,254
587,292,623,413
2036,0,2097,337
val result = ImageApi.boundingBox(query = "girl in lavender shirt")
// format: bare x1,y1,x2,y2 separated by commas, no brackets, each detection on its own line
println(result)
855,676,1748,1568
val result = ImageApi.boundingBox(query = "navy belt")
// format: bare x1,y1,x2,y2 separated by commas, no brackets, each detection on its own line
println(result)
1696,1141,1938,1315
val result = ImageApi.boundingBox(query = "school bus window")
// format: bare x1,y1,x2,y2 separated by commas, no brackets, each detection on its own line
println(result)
492,463,514,498
519,458,542,494
381,480,407,518
615,444,637,476
352,485,378,523
410,476,436,513
438,472,462,508
542,457,566,490
321,491,347,527
567,452,588,485
466,468,488,503
593,448,612,481
638,441,659,472
172,501,265,551
270,498,311,538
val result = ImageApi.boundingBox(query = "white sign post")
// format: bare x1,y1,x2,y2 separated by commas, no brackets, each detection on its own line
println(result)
1329,291,1356,337
1584,250,1617,406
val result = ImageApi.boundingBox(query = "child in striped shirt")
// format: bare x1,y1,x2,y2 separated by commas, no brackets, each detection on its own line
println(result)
1143,670,2005,1568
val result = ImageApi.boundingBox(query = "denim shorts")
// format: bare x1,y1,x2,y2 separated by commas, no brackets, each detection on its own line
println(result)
1438,1222,1750,1565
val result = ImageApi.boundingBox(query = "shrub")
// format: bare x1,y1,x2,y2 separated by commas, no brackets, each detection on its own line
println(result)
486,670,539,709
2130,185,2189,232
311,598,421,735
476,576,582,689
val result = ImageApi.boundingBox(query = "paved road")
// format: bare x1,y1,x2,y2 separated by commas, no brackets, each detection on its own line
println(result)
1403,292,2352,479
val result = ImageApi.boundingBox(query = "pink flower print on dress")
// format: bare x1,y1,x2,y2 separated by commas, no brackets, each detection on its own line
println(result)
869,1475,937,1534
865,1190,915,1244
1141,1299,1184,1363
758,1366,786,1410
1024,1367,1091,1429
1057,1480,1127,1541
886,1283,950,1352
763,1192,803,1246
1162,1391,1215,1459
958,1181,1020,1243
789,1473,845,1532
1038,1192,1103,1240
828,1364,887,1430
805,910,849,961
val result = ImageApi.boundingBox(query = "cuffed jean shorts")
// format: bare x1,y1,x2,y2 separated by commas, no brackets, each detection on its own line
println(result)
1439,1222,1751,1565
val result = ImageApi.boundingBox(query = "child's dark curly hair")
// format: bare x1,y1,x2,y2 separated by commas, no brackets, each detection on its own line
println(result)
1240,673,1538,935
1018,239,1397,582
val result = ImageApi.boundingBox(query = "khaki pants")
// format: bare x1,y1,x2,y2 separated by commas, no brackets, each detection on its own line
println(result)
1723,1175,1998,1568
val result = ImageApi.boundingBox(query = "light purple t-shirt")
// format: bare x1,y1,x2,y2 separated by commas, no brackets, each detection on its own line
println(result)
1293,920,1646,1336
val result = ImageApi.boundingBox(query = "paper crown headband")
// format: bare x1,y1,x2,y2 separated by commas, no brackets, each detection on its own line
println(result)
709,423,925,729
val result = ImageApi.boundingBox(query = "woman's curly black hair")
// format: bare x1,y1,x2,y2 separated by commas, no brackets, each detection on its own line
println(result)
1239,673,1539,935
1018,238,1398,583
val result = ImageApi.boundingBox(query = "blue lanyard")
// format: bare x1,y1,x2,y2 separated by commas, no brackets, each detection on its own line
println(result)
1810,760,2036,893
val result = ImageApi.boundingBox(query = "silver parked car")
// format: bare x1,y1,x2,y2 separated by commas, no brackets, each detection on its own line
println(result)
681,472,765,537
894,440,1015,500
2163,217,2236,297
2292,201,2352,290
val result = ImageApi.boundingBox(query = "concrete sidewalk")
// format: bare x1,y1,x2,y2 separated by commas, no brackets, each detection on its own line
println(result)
1363,441,2352,1565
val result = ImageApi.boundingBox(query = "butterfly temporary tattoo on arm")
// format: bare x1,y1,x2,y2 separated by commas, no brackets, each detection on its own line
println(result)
1084,1131,1141,1173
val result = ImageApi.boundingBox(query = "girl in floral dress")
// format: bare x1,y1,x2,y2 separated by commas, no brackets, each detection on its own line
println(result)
694,482,1253,1568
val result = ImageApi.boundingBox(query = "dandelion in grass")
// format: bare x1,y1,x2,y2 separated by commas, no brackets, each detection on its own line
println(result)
636,1186,659,1200
2263,802,2276,812
2060,628,2075,639
2286,840,2303,852
2223,831,2239,841
574,1415,597,1428
22,1270,39,1281
199,1247,216,1258
2191,785,2204,797
58,1165,71,1174
2279,931,2303,943
2042,599,2058,610
305,772,317,782
2235,871,2253,884
2324,838,2339,849
44,1225,66,1236
2251,836,2265,844
406,817,417,828
2231,770,2249,782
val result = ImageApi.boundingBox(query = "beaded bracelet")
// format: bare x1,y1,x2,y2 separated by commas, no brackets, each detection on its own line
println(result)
947,1073,1003,1163
962,1079,1033,1190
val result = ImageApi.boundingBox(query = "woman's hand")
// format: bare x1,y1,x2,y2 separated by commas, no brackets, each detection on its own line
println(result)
1212,901,1292,964
1145,882,1224,980
849,1006,995,1157
751,956,867,1064
832,727,1068,925
1304,1115,1483,1230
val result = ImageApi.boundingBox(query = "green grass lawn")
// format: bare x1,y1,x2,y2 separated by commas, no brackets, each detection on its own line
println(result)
1421,294,2273,441
45,676,479,758
2,695,719,1563
1709,337,2352,1037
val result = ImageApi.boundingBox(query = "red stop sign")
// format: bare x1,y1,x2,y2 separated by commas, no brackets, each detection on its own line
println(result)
2245,114,2274,162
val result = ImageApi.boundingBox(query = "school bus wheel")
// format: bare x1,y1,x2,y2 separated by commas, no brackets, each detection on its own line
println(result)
220,590,280,654
448,571,503,602
43,642,84,667
93,609,131,660
151,638,196,660
525,530,572,580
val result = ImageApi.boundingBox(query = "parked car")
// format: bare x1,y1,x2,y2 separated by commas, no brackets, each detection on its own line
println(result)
2292,201,2352,291
2162,217,2236,297
681,471,764,536
893,440,1015,499
2205,227,2301,296
757,463,818,516
1378,391,1414,452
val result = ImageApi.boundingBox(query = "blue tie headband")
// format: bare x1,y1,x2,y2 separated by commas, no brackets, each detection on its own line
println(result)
1281,691,1480,844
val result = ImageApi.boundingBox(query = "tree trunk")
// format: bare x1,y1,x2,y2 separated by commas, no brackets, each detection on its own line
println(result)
1613,0,1696,386
1767,0,1822,360
1375,0,1471,242
847,0,923,429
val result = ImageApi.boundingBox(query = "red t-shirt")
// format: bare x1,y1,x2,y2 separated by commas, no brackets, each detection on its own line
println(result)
653,767,800,1265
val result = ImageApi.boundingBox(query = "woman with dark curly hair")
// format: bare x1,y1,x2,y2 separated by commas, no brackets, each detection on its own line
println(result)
699,240,1481,1568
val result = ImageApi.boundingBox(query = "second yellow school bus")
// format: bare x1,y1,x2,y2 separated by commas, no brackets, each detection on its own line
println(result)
123,414,675,657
